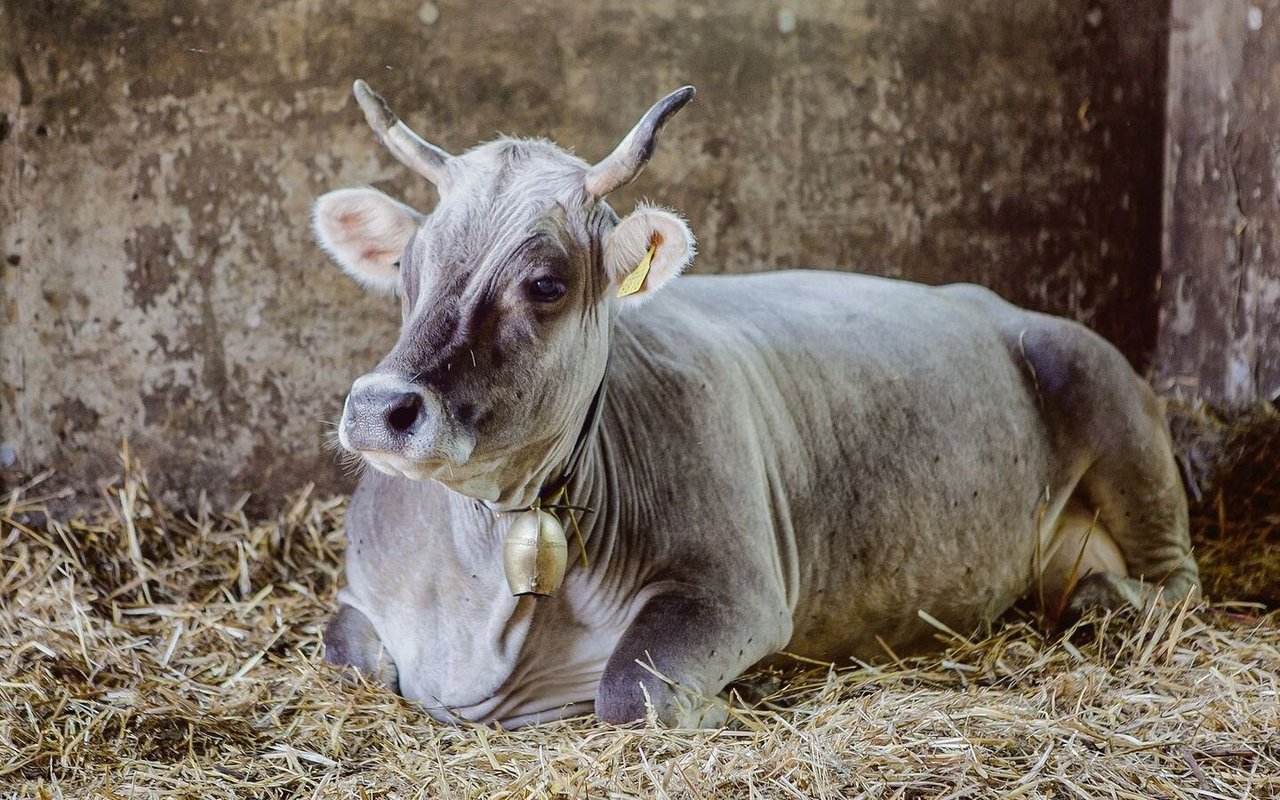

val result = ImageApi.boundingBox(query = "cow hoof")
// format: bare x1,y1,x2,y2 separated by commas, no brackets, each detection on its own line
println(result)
1065,572,1144,613
597,679,730,728
729,671,784,706
669,694,730,729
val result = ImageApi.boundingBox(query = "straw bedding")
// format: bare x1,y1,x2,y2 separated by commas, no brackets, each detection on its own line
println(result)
2,406,1277,799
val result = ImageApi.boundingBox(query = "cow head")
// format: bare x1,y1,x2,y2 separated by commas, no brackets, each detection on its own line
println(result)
315,81,696,508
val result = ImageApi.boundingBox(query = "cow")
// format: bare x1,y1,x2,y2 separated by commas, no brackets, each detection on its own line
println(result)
313,81,1200,728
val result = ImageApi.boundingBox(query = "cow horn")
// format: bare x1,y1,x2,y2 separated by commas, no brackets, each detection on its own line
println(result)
352,79,453,188
584,85,696,199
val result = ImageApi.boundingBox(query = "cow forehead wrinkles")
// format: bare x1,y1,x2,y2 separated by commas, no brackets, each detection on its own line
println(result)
398,137,606,336
412,137,594,262
417,211,581,303
414,227,555,315
453,141,587,208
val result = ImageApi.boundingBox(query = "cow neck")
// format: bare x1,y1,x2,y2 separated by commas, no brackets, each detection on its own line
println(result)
532,359,609,510
500,363,607,596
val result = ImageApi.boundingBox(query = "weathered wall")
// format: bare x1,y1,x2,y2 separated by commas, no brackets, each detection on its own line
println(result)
1156,0,1280,404
1,0,1169,506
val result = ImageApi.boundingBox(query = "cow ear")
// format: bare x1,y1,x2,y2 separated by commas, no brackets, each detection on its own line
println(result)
603,206,695,307
313,187,423,293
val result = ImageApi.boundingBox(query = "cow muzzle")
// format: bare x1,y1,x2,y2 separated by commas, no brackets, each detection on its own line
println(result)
338,373,474,476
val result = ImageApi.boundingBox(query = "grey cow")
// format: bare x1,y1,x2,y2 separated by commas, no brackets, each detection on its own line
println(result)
314,82,1199,727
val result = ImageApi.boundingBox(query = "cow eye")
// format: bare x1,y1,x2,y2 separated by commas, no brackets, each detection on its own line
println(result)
527,277,567,303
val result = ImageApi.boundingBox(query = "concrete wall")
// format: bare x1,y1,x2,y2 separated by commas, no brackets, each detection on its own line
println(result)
1,0,1170,506
1156,0,1280,404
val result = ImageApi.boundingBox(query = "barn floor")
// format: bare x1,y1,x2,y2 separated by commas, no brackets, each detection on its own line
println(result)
2,405,1277,799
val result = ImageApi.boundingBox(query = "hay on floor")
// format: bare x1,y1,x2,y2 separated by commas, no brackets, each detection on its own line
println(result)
1170,400,1280,607
2,435,1278,798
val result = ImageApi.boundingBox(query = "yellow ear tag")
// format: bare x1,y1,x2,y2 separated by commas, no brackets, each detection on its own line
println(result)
616,243,657,298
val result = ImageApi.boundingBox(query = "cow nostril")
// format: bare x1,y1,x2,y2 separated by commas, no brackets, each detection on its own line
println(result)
385,392,424,434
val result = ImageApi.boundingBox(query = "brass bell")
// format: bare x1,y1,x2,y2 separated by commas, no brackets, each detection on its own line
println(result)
503,509,568,597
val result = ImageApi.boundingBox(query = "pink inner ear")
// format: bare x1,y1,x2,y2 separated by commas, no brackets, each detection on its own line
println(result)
336,210,367,228
360,248,396,264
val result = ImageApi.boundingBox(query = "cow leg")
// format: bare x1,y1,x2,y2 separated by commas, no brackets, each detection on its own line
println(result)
596,590,785,727
1016,323,1200,616
323,604,400,692
1066,385,1201,616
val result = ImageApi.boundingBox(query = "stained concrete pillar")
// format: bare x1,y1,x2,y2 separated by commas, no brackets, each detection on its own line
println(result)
1157,0,1280,403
